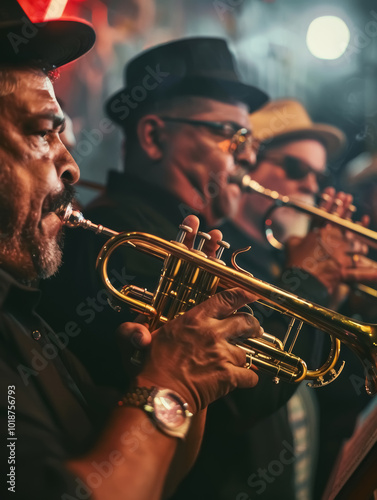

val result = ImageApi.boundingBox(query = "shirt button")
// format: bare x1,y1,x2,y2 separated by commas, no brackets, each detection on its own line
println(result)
31,330,41,341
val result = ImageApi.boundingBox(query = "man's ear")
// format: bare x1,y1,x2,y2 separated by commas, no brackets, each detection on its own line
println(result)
137,115,166,160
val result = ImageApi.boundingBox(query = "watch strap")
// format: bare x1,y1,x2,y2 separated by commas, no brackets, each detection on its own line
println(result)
120,386,154,408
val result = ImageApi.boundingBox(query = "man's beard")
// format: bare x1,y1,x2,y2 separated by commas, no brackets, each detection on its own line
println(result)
0,183,75,281
31,184,74,279
271,193,314,243
0,224,63,281
29,231,64,280
272,208,311,242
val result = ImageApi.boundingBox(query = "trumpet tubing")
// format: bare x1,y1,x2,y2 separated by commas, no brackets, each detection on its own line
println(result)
62,205,377,395
229,172,377,250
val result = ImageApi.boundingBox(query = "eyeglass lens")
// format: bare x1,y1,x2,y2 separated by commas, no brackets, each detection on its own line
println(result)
229,128,255,154
284,156,328,185
260,155,328,185
160,116,256,156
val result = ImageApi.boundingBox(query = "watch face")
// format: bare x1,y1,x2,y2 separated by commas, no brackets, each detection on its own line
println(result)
154,392,186,428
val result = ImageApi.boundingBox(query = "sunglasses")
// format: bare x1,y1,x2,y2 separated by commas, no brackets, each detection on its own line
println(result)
258,154,329,185
159,116,259,154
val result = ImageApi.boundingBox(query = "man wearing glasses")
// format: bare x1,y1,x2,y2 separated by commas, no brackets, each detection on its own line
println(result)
226,98,348,287
38,37,267,385
169,104,347,500
214,99,360,500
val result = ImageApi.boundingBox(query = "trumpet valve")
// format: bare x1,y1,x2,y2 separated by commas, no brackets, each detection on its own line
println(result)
215,239,230,260
176,224,193,244
196,231,211,252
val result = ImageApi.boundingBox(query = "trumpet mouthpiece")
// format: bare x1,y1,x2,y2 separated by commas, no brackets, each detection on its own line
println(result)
58,203,119,237
58,203,85,227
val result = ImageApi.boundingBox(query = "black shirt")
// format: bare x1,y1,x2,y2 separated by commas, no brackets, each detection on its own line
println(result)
0,269,114,499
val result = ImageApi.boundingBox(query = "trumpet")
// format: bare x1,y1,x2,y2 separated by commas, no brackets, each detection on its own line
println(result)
62,205,377,395
229,172,377,250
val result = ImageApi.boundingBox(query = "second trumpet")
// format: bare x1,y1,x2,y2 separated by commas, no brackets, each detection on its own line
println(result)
229,172,377,250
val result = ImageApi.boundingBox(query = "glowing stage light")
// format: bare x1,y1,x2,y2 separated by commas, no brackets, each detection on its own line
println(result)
306,16,350,60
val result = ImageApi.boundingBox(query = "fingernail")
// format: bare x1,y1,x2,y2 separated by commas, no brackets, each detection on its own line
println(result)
249,325,263,338
131,330,144,348
245,312,256,326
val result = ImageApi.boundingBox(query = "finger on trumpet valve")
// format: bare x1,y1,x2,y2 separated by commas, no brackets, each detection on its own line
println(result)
331,197,344,214
196,231,211,252
347,204,357,219
244,353,253,369
351,253,359,268
176,224,193,243
320,192,331,203
215,239,230,260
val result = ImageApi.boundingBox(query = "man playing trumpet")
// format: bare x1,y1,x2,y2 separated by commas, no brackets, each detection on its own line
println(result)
0,3,264,499
220,98,372,500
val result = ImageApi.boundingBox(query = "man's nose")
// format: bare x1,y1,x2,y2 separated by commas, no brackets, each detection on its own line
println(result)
301,171,319,195
234,142,258,171
55,146,80,184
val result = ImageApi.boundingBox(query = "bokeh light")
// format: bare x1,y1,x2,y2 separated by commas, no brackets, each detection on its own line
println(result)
306,15,350,60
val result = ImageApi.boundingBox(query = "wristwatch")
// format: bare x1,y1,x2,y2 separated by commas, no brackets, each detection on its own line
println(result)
120,387,193,439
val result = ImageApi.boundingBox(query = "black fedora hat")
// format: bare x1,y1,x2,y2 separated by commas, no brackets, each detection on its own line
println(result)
106,37,268,126
0,0,95,68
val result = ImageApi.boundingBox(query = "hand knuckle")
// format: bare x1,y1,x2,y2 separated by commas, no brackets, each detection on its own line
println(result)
179,310,198,328
217,289,237,307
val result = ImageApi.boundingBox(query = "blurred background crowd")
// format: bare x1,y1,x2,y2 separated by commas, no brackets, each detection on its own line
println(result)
18,0,377,207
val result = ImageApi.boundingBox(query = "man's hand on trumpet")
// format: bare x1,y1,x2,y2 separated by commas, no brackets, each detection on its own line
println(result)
341,254,377,285
117,215,263,411
320,188,377,286
285,187,368,297
115,215,263,496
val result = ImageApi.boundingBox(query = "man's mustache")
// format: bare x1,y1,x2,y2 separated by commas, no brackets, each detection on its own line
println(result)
44,184,76,214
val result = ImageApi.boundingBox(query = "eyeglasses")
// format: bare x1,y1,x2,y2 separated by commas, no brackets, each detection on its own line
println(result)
258,153,329,186
159,116,259,154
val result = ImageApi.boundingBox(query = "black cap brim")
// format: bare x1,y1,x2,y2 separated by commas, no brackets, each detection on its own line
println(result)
0,18,95,68
106,76,269,126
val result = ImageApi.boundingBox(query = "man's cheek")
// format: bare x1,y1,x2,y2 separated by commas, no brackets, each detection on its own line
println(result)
0,179,23,228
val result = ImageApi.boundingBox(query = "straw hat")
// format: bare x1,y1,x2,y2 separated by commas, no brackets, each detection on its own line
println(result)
250,98,346,159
